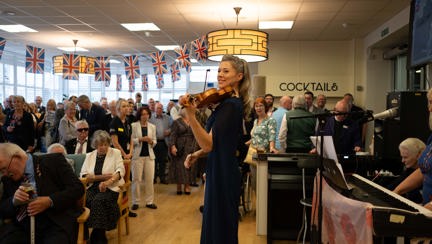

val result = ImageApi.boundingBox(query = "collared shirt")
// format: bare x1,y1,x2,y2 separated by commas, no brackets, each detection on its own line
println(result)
271,107,288,149
149,113,172,140
75,138,88,154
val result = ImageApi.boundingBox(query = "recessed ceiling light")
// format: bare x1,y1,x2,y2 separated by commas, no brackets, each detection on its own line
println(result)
57,46,89,52
190,58,198,63
259,21,294,29
109,59,121,64
0,24,37,33
155,45,179,51
121,23,160,31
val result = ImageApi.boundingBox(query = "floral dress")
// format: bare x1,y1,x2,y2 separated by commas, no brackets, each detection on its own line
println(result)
250,116,277,152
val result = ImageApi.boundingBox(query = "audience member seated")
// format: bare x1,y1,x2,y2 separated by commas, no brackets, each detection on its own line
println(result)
0,142,84,243
384,138,425,203
47,143,75,172
65,120,93,155
318,100,362,155
278,94,316,153
80,130,125,244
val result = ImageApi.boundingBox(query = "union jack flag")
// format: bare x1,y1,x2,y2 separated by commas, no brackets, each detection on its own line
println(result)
94,57,111,82
116,74,122,91
129,79,135,92
25,45,45,74
150,51,168,75
124,55,140,81
170,62,181,82
0,37,6,60
155,74,164,89
141,74,148,91
174,44,191,73
63,54,80,80
191,36,207,61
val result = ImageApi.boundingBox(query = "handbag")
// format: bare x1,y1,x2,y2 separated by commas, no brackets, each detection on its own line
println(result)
244,146,257,165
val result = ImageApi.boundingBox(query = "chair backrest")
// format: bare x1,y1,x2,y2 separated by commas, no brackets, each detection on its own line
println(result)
122,159,131,183
66,154,87,177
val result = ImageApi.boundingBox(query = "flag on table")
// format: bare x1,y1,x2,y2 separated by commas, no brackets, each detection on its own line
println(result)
129,79,135,92
155,74,164,89
174,44,191,73
94,57,111,82
116,74,122,91
63,54,80,80
170,62,181,82
0,37,6,60
150,51,168,75
191,36,207,61
124,55,140,81
25,45,45,74
141,74,148,91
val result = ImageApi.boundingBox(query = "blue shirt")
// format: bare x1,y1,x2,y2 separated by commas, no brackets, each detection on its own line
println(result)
271,107,288,149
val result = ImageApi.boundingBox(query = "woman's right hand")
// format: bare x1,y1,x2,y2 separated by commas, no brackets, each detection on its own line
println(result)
171,146,177,156
184,153,198,169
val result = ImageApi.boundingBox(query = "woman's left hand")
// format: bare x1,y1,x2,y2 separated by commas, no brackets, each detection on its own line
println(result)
99,181,108,192
269,147,278,154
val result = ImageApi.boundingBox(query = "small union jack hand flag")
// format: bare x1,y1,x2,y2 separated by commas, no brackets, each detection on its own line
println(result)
155,74,164,89
63,54,80,80
142,74,148,91
170,62,181,82
95,57,111,82
25,45,45,74
191,36,207,61
174,44,191,73
116,74,122,91
150,51,168,75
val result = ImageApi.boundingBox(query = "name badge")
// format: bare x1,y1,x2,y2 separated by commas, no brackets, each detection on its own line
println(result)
118,128,124,132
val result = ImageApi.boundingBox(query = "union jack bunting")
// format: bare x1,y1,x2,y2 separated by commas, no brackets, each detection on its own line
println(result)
150,51,168,75
155,74,164,89
116,74,122,91
25,45,45,74
170,62,181,82
63,54,80,80
174,44,191,73
124,55,140,81
0,37,6,60
191,36,207,61
129,79,135,92
94,57,111,82
141,74,148,91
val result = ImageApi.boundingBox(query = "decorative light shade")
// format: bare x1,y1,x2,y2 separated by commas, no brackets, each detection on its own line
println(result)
52,55,95,74
52,55,63,74
79,56,95,74
207,29,268,62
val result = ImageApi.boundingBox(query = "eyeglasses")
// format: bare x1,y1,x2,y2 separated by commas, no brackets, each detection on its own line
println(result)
0,155,15,174
77,128,89,132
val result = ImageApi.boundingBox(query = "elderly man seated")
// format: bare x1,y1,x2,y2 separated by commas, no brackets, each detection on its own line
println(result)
0,142,84,243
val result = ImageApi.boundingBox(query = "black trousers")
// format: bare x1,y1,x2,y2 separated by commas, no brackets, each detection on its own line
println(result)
154,140,168,182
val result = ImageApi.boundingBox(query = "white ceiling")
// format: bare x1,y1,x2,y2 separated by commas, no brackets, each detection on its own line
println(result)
0,0,411,62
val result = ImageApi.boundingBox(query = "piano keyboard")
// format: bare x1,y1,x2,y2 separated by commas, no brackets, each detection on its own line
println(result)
349,174,432,218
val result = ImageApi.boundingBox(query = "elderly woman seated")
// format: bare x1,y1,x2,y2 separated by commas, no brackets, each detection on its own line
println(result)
80,130,125,244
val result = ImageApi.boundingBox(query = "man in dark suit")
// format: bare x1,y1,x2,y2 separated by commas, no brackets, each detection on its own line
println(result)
321,100,362,155
76,95,106,138
0,142,84,243
65,120,93,154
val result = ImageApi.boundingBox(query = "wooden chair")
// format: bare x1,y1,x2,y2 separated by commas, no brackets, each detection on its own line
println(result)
77,178,90,244
116,159,131,243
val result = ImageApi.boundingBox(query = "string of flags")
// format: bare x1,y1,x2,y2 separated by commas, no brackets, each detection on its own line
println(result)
0,35,208,91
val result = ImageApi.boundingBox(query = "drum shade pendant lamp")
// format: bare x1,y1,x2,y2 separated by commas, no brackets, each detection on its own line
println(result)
207,7,268,62
53,39,94,74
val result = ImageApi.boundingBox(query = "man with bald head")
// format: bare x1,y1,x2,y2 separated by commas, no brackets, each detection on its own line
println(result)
321,100,362,154
271,95,292,150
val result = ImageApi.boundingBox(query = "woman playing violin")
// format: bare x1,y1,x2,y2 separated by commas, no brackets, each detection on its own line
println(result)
183,54,252,244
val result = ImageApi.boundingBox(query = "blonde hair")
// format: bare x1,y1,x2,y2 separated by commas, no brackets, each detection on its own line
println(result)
399,138,426,157
221,54,251,120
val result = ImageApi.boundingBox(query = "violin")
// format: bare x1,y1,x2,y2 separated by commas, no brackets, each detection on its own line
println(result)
180,86,234,108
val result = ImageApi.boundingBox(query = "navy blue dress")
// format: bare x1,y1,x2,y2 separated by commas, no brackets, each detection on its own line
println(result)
201,97,242,244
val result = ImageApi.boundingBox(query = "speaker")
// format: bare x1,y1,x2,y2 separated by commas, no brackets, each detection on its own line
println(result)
374,91,429,172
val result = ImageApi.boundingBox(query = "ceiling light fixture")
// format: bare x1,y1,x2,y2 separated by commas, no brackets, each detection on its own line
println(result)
259,21,293,29
206,7,268,62
155,45,180,51
121,23,160,31
0,24,37,33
